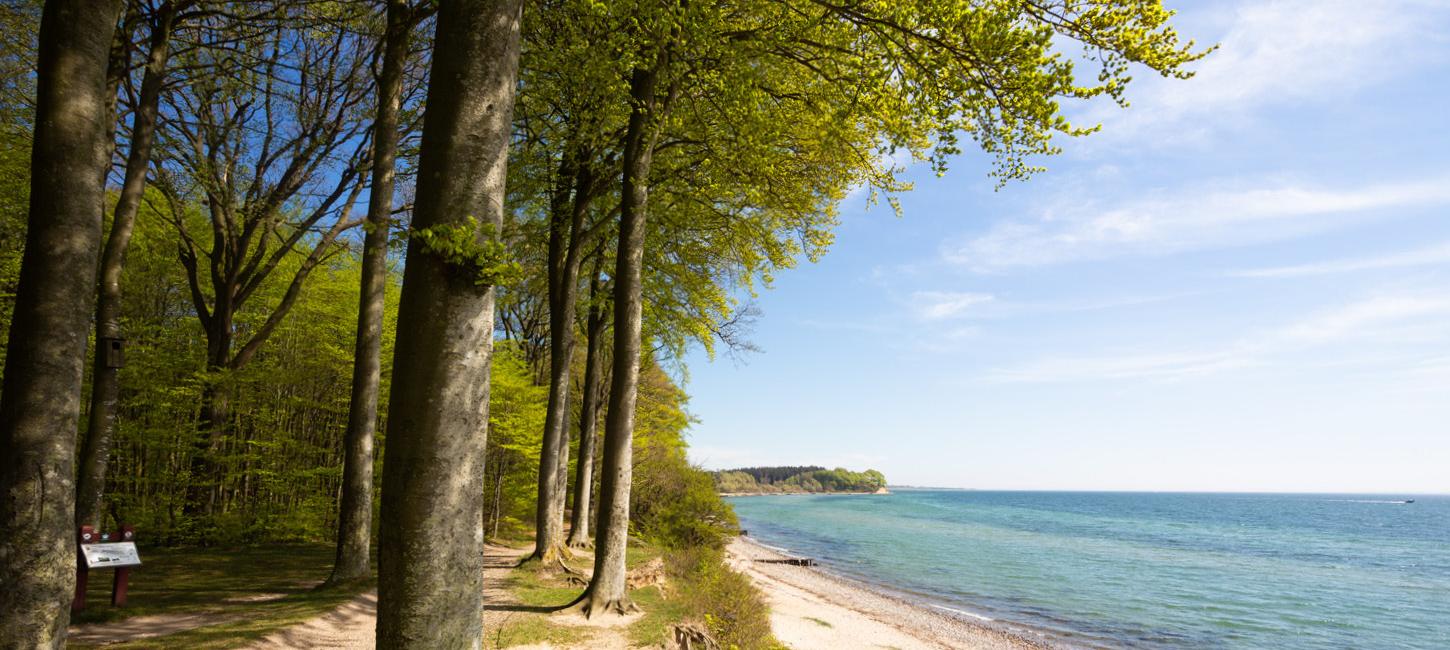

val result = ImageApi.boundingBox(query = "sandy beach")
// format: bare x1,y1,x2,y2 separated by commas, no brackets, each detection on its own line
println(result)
727,537,1051,650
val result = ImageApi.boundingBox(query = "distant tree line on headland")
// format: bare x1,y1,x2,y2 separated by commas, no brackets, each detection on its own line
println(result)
714,466,888,494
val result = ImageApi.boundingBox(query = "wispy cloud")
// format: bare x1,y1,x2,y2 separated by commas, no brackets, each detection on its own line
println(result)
947,175,1450,270
1084,0,1449,141
1276,295,1450,346
911,291,994,320
1228,242,1450,278
989,292,1450,383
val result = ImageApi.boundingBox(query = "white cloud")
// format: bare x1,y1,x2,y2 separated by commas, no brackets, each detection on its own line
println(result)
947,175,1450,270
1229,242,1450,278
1276,295,1450,346
1084,0,1449,140
990,292,1450,383
910,291,994,320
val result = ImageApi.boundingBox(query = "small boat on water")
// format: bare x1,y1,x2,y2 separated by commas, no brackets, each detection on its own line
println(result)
1404,499,1415,504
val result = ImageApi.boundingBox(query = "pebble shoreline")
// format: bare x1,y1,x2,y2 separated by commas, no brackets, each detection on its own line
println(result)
728,536,1057,650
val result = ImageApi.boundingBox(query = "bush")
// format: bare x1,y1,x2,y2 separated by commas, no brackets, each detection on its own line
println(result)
633,449,739,550
667,547,782,650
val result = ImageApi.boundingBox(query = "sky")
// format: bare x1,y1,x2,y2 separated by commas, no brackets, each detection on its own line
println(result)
680,0,1450,494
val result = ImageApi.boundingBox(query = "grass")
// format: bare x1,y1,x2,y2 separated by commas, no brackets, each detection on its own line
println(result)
68,544,368,650
625,539,654,568
627,584,688,646
805,616,833,628
486,612,590,649
485,559,591,649
504,564,583,608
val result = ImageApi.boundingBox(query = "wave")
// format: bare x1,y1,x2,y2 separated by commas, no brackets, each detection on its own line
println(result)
928,602,995,622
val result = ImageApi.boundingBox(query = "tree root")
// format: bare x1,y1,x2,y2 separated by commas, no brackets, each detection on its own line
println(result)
566,593,640,619
518,551,589,579
518,541,574,565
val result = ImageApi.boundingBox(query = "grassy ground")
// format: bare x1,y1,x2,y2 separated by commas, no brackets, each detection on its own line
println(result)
68,544,367,650
484,540,688,649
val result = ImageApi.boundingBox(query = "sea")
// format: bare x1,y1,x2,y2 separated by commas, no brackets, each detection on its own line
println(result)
726,490,1450,649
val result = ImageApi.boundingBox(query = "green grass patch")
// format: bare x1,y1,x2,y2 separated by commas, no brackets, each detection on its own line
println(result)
627,584,688,646
67,544,368,649
485,612,591,649
504,564,583,608
625,538,658,569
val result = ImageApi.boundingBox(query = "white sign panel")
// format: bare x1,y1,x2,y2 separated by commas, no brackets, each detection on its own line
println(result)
81,542,141,569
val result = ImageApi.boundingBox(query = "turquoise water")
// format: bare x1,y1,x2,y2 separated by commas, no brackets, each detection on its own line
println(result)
727,490,1450,649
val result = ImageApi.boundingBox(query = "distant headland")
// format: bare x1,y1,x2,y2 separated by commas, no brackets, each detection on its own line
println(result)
714,466,889,495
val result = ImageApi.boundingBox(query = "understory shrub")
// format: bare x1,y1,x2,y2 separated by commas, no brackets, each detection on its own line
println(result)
667,546,782,650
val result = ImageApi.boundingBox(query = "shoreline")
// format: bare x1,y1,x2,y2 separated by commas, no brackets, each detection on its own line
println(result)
727,536,1054,650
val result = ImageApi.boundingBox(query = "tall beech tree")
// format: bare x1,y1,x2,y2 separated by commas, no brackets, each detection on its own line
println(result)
374,0,523,645
329,0,430,586
567,255,609,548
576,23,678,616
76,0,194,532
527,143,615,564
571,0,1207,615
0,0,125,645
508,4,634,564
152,5,376,521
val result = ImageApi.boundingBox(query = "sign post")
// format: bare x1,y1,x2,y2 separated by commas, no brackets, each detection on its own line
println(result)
73,524,140,612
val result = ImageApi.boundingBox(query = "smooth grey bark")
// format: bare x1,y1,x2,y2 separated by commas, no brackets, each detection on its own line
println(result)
76,0,184,532
329,0,414,586
0,0,125,646
531,151,596,564
566,260,608,548
375,0,522,647
576,62,667,618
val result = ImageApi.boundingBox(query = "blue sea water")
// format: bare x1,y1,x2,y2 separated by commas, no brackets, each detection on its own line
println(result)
726,490,1450,649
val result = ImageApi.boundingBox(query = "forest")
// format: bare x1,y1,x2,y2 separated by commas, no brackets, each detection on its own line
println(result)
715,467,888,494
0,0,1205,647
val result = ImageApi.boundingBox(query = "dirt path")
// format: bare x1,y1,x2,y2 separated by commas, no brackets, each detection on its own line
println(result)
481,547,637,650
245,544,534,649
68,611,248,645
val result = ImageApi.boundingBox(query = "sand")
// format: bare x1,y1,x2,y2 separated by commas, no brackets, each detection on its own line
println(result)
727,537,1051,650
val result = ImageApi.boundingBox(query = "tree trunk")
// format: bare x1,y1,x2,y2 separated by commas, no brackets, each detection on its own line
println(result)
567,261,607,548
576,63,664,618
76,0,180,531
329,0,411,586
0,0,125,646
185,310,233,521
375,0,522,647
531,151,596,564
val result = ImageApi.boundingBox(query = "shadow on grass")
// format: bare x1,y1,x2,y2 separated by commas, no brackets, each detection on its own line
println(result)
67,544,371,650
485,602,572,614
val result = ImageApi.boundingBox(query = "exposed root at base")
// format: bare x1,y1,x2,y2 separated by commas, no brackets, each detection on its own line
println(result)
569,595,640,619
566,539,594,550
518,541,577,565
518,551,589,581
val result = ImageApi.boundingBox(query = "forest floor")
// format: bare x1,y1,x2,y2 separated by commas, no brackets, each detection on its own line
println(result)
64,541,670,649
66,545,364,649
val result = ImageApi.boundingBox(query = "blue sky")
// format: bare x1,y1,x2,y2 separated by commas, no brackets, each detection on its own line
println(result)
680,0,1450,494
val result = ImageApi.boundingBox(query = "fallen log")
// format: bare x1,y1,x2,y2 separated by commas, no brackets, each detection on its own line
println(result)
754,557,816,567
